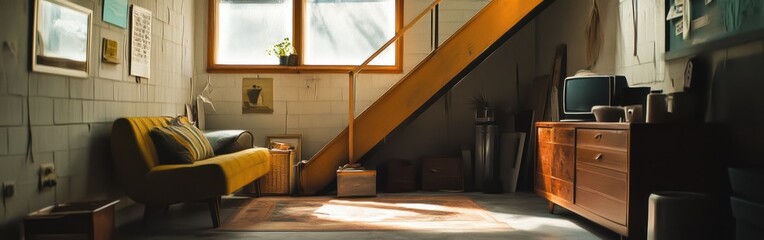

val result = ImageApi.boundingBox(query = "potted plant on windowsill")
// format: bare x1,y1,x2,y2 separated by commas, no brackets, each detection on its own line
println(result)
267,38,297,66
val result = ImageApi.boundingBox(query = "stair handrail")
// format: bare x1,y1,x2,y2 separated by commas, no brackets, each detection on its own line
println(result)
352,0,444,75
346,0,444,164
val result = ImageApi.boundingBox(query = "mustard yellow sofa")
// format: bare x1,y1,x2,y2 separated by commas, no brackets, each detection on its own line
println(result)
110,117,271,227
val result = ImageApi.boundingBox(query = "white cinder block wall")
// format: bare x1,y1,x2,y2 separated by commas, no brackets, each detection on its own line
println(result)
0,0,195,235
195,0,489,160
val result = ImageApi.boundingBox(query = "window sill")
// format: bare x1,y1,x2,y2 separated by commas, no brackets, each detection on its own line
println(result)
207,65,402,74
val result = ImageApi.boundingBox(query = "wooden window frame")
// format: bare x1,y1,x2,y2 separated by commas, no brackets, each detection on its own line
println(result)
207,0,403,74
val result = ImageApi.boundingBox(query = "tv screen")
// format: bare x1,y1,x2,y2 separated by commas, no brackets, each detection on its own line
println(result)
564,77,610,113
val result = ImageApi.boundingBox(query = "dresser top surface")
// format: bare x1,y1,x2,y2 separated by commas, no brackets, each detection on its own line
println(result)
536,121,631,130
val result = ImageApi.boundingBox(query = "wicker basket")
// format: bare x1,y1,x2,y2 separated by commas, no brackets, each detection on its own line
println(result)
257,150,294,195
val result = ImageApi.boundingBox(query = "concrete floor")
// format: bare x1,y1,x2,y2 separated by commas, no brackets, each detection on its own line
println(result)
115,192,620,240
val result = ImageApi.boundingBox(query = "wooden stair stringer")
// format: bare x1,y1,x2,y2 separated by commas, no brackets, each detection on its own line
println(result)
299,0,550,195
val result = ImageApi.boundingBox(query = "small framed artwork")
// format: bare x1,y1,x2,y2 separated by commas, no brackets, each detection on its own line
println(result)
102,38,120,64
242,77,274,114
266,134,302,162
32,0,93,78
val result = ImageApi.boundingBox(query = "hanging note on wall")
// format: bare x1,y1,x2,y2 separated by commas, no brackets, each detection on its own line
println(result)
103,0,128,28
102,38,120,64
130,5,151,78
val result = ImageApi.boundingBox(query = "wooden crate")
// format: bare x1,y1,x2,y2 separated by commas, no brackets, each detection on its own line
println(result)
257,150,295,195
24,200,119,240
337,169,376,197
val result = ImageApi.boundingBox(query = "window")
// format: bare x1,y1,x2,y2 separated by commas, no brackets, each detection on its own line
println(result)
216,0,293,65
208,0,402,73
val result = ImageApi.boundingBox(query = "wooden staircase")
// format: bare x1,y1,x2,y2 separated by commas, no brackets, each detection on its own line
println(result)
299,0,551,195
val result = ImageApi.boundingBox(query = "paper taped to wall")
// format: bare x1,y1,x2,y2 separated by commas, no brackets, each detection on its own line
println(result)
691,15,711,30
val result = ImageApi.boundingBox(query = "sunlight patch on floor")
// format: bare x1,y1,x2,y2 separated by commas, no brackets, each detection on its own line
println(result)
491,212,588,232
313,200,425,222
305,199,510,232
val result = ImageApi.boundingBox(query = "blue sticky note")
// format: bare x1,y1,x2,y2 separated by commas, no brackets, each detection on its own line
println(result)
103,0,128,29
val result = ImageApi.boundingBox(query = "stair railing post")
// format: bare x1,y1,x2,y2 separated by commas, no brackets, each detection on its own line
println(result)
345,0,443,167
348,71,355,164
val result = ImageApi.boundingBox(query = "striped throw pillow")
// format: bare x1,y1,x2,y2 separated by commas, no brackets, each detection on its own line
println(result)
150,118,215,164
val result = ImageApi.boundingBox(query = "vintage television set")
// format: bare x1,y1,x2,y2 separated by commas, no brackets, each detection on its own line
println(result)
562,75,650,121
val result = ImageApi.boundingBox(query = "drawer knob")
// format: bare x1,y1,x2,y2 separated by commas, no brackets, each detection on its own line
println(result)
594,133,603,141
594,153,603,161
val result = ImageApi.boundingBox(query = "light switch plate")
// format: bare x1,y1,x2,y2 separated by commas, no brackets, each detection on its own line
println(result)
39,163,57,190
2,181,14,198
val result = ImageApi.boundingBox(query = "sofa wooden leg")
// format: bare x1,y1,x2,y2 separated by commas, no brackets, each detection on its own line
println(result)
255,182,261,197
208,197,221,228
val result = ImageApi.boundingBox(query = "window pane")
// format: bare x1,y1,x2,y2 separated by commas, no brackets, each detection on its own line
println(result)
217,0,293,65
305,0,396,66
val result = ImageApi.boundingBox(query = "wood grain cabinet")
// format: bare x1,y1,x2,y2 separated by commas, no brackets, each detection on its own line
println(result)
536,127,575,204
535,122,721,239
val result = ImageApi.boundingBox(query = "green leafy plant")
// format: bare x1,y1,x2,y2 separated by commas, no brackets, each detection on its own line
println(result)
471,93,495,123
470,93,492,110
266,38,295,57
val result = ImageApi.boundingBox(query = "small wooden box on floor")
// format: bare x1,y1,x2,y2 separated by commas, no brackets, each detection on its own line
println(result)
337,169,376,197
421,157,464,191
386,159,416,192
256,150,296,195
24,200,119,240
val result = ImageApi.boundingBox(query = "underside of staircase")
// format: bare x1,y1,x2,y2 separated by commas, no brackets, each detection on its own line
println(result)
298,0,552,195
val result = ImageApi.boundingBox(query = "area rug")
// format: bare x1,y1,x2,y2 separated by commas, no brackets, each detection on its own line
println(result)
220,195,511,232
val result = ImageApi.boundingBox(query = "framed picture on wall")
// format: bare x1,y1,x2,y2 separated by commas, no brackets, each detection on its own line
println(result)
242,77,275,114
32,0,93,78
266,134,302,162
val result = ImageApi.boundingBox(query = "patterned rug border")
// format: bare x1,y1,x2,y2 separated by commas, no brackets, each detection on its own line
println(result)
219,195,511,232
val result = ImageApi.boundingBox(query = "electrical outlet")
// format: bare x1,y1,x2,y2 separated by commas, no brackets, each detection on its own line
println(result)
2,182,14,198
39,163,57,190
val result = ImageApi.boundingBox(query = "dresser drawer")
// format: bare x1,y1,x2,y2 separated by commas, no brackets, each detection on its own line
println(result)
537,142,553,176
539,127,575,145
577,163,627,203
535,173,573,203
551,177,574,203
576,187,627,225
577,146,628,172
577,129,628,150
552,144,575,182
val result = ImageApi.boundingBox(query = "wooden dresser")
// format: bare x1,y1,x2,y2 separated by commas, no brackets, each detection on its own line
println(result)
535,122,724,239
